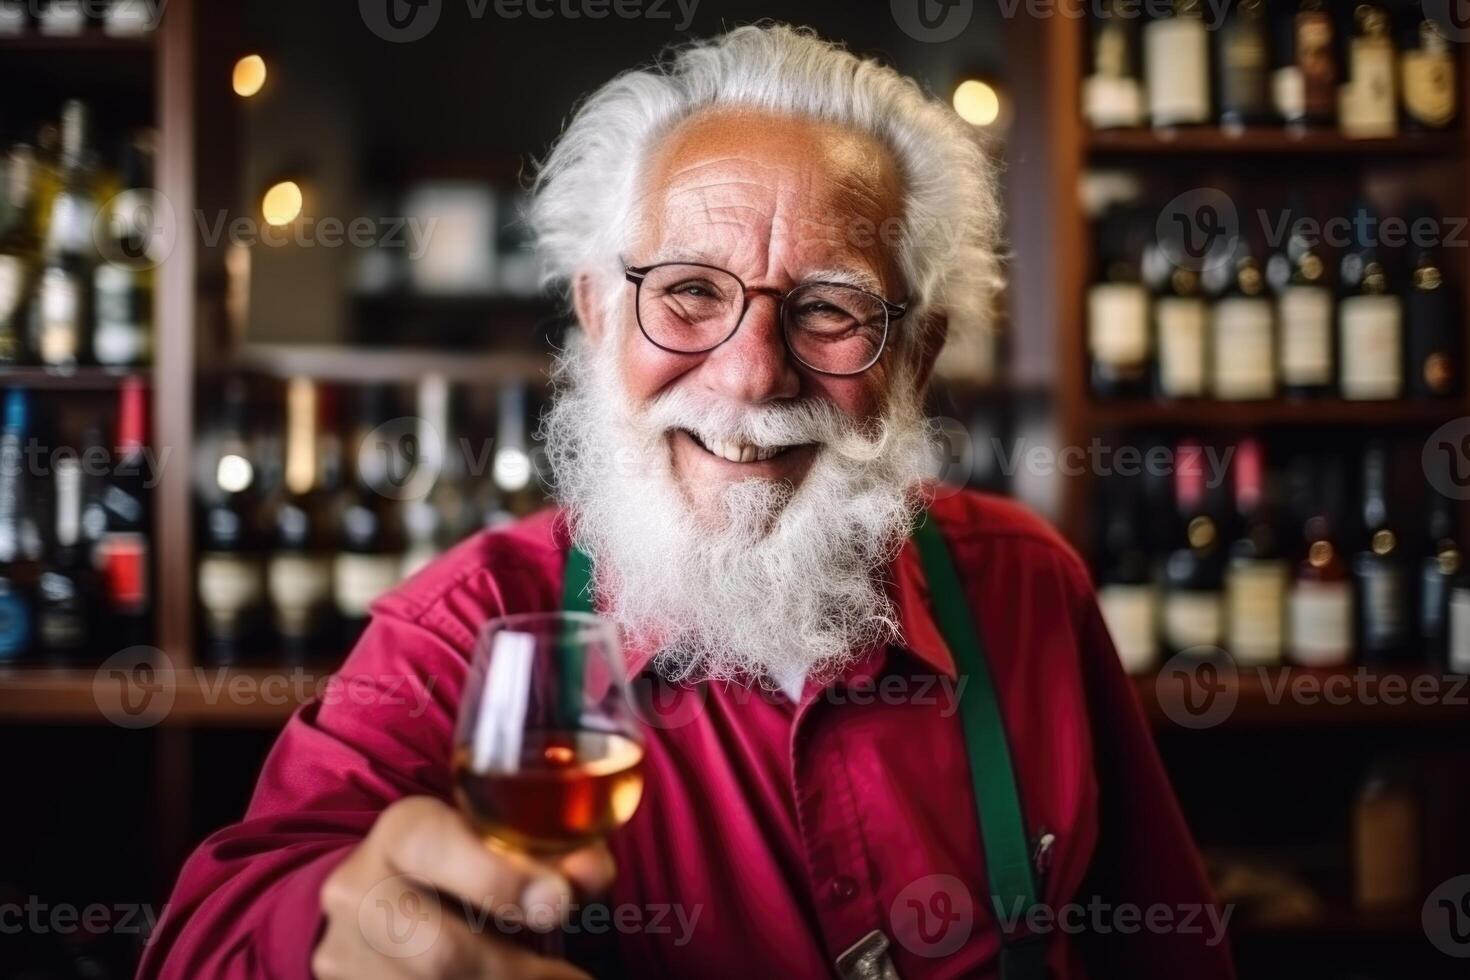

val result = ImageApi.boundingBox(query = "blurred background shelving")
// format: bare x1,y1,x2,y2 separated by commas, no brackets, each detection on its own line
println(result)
0,1,1467,977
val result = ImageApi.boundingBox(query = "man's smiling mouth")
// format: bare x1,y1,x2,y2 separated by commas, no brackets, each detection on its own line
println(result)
679,428,799,463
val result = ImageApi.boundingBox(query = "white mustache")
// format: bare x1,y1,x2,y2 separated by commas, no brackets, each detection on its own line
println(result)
638,389,894,464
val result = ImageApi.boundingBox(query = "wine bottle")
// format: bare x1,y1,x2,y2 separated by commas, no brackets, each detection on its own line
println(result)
1268,199,1334,398
1338,203,1403,400
1088,205,1150,398
1340,3,1398,139
1275,0,1337,127
266,378,337,663
1419,475,1459,666
35,455,91,660
1450,571,1470,674
95,377,151,648
1400,15,1457,131
1217,0,1271,129
1161,440,1224,655
1353,761,1420,909
29,100,94,370
1084,0,1144,129
401,374,453,579
1210,248,1276,400
1144,0,1212,129
1149,245,1207,400
197,377,265,665
0,389,34,662
1225,438,1286,665
92,133,154,368
0,144,40,364
333,385,406,648
1405,208,1459,399
1096,478,1159,674
36,0,86,36
494,382,540,516
1354,442,1408,664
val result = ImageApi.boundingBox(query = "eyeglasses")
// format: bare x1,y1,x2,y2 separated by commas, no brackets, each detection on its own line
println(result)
623,261,907,377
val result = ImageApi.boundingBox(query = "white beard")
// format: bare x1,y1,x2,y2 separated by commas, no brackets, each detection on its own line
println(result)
539,333,934,686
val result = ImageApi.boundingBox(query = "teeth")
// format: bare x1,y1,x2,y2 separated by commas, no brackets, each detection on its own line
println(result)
692,432,786,463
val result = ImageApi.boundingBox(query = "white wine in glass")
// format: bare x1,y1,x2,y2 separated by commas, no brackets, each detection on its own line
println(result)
453,612,645,856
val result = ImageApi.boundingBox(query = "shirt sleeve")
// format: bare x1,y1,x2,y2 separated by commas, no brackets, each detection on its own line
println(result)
1071,595,1238,980
139,611,468,979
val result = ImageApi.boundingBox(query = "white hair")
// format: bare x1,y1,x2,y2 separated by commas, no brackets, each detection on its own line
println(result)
528,22,1003,351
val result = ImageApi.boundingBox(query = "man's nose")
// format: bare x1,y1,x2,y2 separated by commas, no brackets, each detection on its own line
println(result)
701,293,801,403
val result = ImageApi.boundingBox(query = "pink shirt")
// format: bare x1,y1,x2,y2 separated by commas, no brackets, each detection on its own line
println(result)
142,490,1235,979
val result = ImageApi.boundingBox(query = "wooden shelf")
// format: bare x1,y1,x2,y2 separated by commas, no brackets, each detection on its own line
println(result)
1136,665,1470,728
1087,398,1458,430
229,343,551,385
1231,903,1424,939
0,666,317,726
1087,127,1464,158
0,366,149,390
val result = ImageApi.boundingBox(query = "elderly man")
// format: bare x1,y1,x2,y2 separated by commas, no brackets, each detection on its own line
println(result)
145,24,1233,980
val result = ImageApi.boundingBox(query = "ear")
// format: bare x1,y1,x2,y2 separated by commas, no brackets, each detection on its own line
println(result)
912,313,948,391
572,269,608,346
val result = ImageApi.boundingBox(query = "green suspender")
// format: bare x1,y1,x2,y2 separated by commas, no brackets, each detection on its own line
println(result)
564,513,1045,978
911,515,1046,980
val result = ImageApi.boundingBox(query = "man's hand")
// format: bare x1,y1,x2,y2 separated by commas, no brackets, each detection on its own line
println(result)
313,796,614,978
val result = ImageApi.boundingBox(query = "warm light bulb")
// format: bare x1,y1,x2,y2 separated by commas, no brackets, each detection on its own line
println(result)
232,54,267,98
953,79,1002,127
261,180,303,227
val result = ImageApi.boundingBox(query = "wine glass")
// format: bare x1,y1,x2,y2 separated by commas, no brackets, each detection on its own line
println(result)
453,611,646,860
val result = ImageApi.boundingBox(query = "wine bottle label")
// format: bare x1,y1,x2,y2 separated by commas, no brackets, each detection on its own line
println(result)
97,532,149,611
1144,17,1210,126
267,554,333,633
1088,283,1149,366
34,267,82,366
1211,297,1275,399
1339,295,1403,399
1278,286,1333,386
1361,566,1407,650
0,256,24,332
93,264,151,366
1340,41,1397,138
1272,66,1305,122
0,2,26,36
1450,588,1470,674
1156,296,1207,397
199,553,265,626
1098,583,1159,675
1297,12,1336,119
333,552,402,617
1083,74,1144,129
1221,25,1270,118
0,588,31,659
1226,561,1287,665
1162,590,1222,651
38,0,85,35
1402,51,1456,129
1287,580,1353,666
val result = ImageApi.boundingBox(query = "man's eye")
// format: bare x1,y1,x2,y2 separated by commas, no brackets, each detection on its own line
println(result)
671,282,717,298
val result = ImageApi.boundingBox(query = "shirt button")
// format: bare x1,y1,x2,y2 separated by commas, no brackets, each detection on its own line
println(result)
829,875,858,902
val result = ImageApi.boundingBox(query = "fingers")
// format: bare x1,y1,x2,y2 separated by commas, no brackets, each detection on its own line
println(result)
315,888,592,980
375,797,607,931
552,840,616,898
